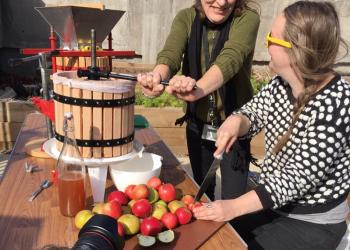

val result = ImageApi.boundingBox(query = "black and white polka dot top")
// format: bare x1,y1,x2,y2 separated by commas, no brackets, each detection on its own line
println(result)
236,75,350,214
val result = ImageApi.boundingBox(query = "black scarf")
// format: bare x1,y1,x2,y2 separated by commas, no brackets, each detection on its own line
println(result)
176,10,234,126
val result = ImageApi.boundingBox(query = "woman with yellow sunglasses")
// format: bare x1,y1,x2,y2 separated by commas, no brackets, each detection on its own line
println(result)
265,32,292,49
194,1,349,249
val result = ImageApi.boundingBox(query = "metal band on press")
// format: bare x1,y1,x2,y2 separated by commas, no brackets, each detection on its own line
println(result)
53,92,135,107
55,132,134,147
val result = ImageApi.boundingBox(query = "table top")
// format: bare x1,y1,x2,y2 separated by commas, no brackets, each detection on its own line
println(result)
0,113,246,250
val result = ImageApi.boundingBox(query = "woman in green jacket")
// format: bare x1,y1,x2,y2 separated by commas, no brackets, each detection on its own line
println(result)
138,0,260,202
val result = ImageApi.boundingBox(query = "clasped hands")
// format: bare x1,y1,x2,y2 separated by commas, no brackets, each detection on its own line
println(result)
137,72,197,101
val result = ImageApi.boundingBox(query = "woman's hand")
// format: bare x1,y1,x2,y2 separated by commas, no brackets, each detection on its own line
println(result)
167,75,197,94
214,115,242,156
165,75,199,101
137,71,165,97
193,200,238,222
193,191,264,222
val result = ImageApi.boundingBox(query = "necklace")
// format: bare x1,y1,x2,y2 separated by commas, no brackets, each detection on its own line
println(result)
211,31,216,40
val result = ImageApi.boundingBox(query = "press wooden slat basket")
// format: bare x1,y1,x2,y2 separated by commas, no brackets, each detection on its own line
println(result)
52,71,134,159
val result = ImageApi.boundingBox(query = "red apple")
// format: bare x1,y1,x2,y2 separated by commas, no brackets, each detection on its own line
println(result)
140,217,163,236
158,183,176,202
132,184,150,200
107,190,128,205
188,201,203,212
181,195,195,207
132,199,152,218
175,207,192,225
161,212,178,229
117,222,125,237
147,176,162,190
125,184,136,200
103,201,122,219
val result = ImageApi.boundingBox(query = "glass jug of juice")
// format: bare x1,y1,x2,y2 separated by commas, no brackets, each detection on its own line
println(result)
57,112,86,217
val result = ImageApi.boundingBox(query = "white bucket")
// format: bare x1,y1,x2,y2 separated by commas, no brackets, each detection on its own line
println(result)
109,153,162,192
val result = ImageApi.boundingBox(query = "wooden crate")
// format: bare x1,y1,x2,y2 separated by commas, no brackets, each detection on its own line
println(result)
0,122,22,142
0,100,36,122
0,100,36,151
0,141,14,152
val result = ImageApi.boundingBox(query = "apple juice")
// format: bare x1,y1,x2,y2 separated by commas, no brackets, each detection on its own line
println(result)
58,172,86,217
56,113,86,217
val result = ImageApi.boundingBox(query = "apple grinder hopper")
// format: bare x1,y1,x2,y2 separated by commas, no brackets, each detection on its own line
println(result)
35,6,125,50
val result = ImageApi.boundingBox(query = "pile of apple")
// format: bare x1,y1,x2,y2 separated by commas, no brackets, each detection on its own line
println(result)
74,176,203,247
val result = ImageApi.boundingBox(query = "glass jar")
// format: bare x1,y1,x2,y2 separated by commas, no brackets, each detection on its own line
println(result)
57,112,86,217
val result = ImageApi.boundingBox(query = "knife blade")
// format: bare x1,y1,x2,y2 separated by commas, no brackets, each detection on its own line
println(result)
194,154,223,202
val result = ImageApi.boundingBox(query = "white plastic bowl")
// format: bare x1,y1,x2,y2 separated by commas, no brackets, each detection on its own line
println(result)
109,153,162,192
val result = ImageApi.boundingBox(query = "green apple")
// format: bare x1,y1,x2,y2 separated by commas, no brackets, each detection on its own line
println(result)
122,205,131,215
155,200,167,208
74,210,93,229
118,214,140,235
92,203,104,214
137,234,156,247
128,199,136,208
157,229,175,243
168,200,185,214
152,203,168,220
148,188,159,204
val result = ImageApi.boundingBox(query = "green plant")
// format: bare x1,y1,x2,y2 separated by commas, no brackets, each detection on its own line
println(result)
251,68,271,94
135,87,183,107
135,75,269,107
251,77,268,95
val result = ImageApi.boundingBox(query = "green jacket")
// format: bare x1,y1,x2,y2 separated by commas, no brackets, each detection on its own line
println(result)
157,7,260,122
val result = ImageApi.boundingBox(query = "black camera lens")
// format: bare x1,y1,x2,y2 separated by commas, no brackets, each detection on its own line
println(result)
72,214,124,250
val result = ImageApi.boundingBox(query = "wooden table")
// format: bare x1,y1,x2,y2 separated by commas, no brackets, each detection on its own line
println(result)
0,113,246,249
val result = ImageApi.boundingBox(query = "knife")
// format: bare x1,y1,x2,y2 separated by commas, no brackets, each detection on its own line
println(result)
194,153,223,202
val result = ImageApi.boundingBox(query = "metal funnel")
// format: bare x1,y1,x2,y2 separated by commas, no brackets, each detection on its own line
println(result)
35,6,125,50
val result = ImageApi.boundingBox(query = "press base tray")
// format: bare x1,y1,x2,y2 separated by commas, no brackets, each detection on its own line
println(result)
42,138,144,166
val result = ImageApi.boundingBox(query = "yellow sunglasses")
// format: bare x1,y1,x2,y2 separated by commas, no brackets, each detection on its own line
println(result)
265,32,292,49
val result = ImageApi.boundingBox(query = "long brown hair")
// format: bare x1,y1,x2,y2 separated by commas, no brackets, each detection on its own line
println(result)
273,1,349,154
193,0,258,18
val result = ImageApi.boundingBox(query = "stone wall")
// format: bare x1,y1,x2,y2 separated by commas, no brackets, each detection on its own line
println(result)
1,0,349,73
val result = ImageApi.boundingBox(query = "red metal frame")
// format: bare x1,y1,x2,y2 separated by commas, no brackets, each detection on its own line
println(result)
49,26,57,72
22,48,138,57
22,31,139,73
